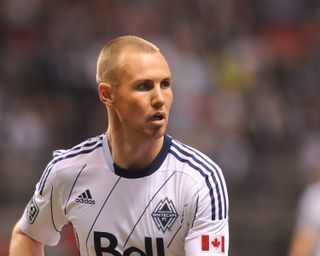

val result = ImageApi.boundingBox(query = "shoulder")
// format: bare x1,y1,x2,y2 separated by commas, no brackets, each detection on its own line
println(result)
37,134,105,196
168,136,229,220
168,136,224,180
300,183,320,207
52,134,104,164
297,182,320,227
49,134,105,172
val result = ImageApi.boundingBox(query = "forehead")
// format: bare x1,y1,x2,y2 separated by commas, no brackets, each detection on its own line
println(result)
118,50,171,83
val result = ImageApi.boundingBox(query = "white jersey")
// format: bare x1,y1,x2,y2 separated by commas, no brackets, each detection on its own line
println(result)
295,183,320,256
20,134,229,256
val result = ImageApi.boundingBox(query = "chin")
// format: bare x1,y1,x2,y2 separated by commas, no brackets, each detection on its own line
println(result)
145,128,166,140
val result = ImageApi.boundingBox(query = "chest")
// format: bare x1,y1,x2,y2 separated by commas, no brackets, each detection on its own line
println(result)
64,170,195,255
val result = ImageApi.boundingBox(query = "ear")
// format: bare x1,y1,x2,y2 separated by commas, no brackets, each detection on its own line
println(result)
98,82,114,107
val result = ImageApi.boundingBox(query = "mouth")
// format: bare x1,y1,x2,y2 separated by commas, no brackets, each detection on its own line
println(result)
150,113,166,122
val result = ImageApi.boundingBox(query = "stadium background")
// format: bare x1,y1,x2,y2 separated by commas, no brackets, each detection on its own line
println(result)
0,0,319,255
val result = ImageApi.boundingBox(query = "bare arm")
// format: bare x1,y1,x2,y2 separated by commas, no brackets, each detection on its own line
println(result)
288,229,317,256
9,220,44,256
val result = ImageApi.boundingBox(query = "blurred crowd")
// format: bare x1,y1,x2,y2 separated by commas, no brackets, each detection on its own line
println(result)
0,0,320,255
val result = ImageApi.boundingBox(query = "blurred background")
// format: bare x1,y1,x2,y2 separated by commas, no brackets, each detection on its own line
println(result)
0,0,320,255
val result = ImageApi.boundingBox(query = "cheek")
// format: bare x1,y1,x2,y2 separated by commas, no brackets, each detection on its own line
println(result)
118,99,147,118
166,92,174,109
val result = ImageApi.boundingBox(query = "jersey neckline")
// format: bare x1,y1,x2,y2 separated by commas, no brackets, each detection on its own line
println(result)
103,134,172,179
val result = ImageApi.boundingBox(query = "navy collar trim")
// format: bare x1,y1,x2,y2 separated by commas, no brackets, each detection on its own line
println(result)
114,135,172,179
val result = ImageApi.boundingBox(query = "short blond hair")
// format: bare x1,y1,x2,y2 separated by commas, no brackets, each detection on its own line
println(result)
96,35,159,85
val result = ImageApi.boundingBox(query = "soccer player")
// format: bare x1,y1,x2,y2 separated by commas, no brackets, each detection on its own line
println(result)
288,163,320,256
9,35,229,256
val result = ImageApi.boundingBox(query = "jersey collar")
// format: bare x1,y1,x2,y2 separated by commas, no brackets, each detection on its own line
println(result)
102,134,172,179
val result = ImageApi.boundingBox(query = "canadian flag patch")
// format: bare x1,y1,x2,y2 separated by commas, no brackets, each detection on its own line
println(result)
201,234,225,253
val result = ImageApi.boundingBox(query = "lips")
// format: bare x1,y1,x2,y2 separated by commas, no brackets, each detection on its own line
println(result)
150,112,165,121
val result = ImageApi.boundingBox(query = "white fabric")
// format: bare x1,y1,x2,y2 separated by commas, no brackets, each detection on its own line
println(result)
296,183,320,256
20,134,229,255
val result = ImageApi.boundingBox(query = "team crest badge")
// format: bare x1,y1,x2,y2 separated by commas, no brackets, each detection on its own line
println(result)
152,197,178,232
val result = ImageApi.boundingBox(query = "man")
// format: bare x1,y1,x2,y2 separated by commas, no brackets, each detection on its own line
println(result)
9,35,229,256
288,163,320,256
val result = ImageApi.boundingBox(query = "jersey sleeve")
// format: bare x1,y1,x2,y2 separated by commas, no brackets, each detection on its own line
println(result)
19,159,68,246
184,168,229,256
296,185,320,231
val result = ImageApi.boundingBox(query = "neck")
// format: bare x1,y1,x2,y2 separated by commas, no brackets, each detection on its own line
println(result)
107,128,164,170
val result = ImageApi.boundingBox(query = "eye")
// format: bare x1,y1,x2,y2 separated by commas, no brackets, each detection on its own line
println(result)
160,79,171,88
136,81,153,91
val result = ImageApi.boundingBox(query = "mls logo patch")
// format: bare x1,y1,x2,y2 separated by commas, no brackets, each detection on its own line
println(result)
152,198,178,232
201,234,225,254
25,196,39,224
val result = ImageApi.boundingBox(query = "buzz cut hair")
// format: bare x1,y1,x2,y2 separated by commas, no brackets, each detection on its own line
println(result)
96,35,160,86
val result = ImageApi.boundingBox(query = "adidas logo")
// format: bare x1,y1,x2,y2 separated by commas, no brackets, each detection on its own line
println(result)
75,189,95,205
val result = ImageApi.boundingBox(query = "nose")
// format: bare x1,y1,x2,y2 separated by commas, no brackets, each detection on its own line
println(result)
151,85,165,108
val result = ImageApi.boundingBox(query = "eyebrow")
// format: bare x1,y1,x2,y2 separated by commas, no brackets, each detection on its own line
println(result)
134,77,172,84
162,77,172,82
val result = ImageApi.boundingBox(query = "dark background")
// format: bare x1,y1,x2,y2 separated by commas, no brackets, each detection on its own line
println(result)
1,0,320,255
